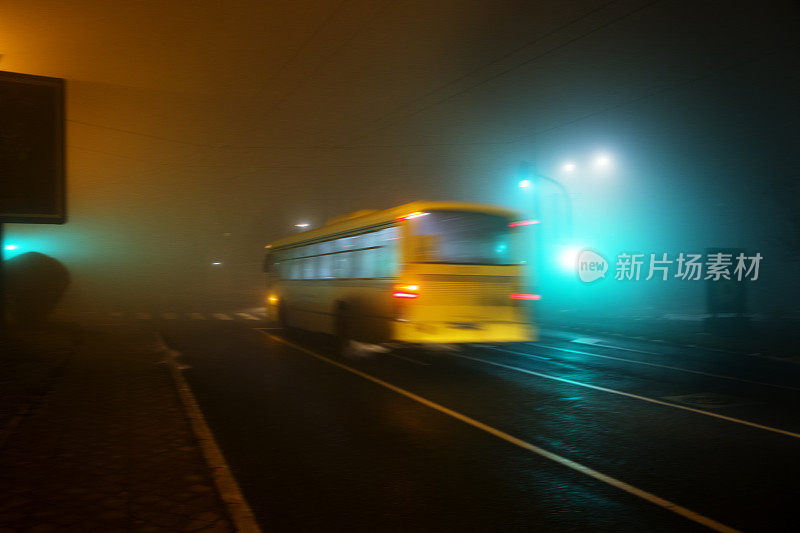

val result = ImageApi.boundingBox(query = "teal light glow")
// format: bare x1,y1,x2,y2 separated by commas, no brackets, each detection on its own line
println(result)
2,241,26,259
558,246,582,272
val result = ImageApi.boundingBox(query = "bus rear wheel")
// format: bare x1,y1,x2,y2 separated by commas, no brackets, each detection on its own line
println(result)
278,302,293,335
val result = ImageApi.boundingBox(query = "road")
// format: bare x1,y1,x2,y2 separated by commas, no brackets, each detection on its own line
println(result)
136,310,800,532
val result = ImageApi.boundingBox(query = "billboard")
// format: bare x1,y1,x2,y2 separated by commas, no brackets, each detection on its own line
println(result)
0,70,65,224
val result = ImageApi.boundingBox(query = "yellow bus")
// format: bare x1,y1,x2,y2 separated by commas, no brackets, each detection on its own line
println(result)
264,201,536,350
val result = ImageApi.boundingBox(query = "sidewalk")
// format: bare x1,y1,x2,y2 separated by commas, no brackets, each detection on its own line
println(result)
0,324,236,532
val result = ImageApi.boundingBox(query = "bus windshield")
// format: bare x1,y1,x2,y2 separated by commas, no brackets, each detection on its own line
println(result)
409,210,514,265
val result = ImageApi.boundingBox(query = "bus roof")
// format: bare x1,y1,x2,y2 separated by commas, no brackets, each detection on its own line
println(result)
267,201,517,249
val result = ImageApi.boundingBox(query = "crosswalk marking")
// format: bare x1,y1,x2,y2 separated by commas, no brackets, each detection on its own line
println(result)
76,310,264,322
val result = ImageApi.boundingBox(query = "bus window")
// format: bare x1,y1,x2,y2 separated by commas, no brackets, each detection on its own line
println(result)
319,252,333,278
409,211,513,265
302,256,315,279
334,251,351,278
289,258,300,279
376,226,399,277
354,248,376,278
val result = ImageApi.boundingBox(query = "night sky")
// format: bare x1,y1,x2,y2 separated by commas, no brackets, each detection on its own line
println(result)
2,0,798,316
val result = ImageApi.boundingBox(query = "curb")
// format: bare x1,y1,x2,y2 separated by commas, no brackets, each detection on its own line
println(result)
156,335,263,533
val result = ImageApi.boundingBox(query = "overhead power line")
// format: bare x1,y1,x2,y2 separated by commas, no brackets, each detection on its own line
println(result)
340,0,662,145
338,0,623,144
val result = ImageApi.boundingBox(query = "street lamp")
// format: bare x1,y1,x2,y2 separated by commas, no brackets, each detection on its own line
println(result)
593,153,612,169
518,161,573,239
562,162,577,173
558,245,582,272
294,223,310,229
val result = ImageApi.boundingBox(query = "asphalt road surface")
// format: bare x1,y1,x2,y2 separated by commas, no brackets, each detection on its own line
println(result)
149,313,800,532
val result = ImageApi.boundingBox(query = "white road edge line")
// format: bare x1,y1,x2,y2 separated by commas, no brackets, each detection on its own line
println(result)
567,339,658,355
263,332,739,533
531,343,800,392
484,345,551,360
458,353,800,440
157,335,262,533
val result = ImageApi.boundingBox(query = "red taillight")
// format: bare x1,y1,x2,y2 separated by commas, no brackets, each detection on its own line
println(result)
392,291,419,299
510,293,541,300
508,220,540,227
393,285,420,299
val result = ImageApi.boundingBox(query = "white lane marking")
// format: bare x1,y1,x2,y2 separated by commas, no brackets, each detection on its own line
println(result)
136,312,151,320
552,340,657,356
388,353,430,366
163,312,178,320
190,313,206,320
458,354,800,440
262,332,739,533
213,313,234,321
534,343,800,392
571,337,603,345
484,345,551,361
236,313,260,321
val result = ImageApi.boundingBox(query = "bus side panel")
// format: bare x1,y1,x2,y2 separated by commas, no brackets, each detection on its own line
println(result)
273,279,396,343
332,279,395,343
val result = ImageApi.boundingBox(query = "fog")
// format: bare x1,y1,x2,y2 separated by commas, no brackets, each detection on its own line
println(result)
3,0,798,318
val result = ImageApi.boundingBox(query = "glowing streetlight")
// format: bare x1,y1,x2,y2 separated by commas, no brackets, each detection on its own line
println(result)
518,179,531,189
3,244,17,251
594,153,612,169
294,223,310,228
558,245,582,272
562,162,577,173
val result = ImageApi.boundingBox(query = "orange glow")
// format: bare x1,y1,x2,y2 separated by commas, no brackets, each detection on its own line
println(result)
397,211,428,221
393,284,420,298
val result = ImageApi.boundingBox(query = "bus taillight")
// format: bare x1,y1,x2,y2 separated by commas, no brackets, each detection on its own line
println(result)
393,285,420,299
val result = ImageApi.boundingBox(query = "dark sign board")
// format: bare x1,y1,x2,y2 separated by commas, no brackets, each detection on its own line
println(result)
0,70,65,224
